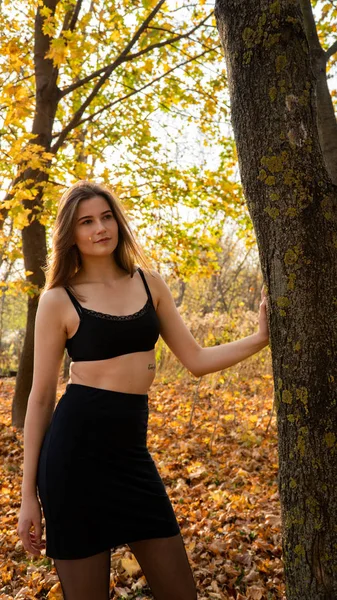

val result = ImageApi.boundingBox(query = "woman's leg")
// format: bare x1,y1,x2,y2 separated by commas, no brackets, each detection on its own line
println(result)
128,533,197,600
53,549,111,600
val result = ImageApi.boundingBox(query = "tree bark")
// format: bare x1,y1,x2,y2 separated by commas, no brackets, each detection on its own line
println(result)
215,1,337,598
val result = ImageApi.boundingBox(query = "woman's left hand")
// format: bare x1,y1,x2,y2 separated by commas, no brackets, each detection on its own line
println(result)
258,285,269,343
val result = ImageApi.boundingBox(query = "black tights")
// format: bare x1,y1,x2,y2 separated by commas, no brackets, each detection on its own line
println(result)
54,533,197,600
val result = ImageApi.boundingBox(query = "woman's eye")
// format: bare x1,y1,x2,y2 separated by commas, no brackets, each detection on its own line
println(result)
104,214,113,220
82,219,92,225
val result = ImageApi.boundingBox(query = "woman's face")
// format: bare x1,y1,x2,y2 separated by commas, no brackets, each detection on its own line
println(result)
73,195,118,257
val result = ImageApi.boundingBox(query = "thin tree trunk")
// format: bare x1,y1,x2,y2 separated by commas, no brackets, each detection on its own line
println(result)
215,1,337,598
11,0,60,427
11,0,215,426
300,0,337,185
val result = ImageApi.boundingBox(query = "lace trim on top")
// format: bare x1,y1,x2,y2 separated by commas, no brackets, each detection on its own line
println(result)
80,297,151,321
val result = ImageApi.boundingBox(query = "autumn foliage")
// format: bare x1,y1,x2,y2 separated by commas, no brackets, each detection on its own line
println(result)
0,358,286,600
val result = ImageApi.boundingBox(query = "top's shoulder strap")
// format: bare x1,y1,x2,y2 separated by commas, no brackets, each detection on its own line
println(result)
64,287,83,316
137,268,154,306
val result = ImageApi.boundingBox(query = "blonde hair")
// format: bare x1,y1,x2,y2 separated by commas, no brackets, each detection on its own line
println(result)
43,181,151,296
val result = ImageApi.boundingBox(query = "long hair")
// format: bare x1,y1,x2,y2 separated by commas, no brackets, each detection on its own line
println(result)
43,181,151,297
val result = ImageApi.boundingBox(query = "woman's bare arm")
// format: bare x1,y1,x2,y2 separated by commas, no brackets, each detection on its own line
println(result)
21,289,67,498
149,271,269,378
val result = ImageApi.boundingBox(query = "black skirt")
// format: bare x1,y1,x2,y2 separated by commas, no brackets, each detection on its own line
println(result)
37,383,180,560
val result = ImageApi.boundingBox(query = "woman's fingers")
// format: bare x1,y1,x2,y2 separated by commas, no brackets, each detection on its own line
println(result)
22,528,40,555
32,518,42,544
18,522,44,556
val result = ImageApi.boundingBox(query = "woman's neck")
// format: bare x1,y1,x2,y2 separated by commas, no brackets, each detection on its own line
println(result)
72,256,129,286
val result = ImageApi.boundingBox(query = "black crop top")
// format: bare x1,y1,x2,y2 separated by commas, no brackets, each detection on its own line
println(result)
64,268,160,362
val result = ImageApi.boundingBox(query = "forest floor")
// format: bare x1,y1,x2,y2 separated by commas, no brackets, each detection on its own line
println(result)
0,374,284,600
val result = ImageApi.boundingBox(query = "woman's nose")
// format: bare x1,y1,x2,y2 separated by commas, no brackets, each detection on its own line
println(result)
95,219,107,233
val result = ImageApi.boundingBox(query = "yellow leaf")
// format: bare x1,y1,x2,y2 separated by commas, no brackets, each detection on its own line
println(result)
144,59,154,73
47,582,63,600
120,556,142,576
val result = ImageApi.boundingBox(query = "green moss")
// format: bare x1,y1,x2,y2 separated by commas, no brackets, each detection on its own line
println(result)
324,432,336,448
297,427,308,457
287,414,296,423
276,54,287,73
261,154,287,172
264,33,281,48
299,89,310,106
242,27,256,48
306,496,320,513
287,273,296,290
290,478,297,488
280,309,286,316
277,296,290,308
264,206,279,219
283,169,295,185
284,248,298,265
270,192,279,201
285,507,304,528
269,87,277,102
296,387,308,405
259,12,267,26
243,50,253,65
278,378,283,390
294,544,305,558
269,0,281,14
285,207,298,217
275,393,280,411
265,175,276,185
293,341,301,351
282,390,293,404
258,168,267,181
296,388,308,415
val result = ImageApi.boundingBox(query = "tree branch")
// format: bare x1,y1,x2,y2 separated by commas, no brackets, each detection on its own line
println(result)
125,11,213,60
53,46,219,136
299,0,325,59
326,38,337,60
59,10,213,98
34,0,60,92
59,65,115,98
51,0,166,153
62,0,83,33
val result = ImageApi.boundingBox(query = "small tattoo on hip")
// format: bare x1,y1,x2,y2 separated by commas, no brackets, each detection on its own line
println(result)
148,363,156,370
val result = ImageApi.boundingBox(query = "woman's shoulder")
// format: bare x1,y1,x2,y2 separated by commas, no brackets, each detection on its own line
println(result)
138,268,172,304
39,286,70,309
138,267,164,288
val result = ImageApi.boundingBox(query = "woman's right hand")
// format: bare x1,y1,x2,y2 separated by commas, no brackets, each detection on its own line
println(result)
17,495,46,556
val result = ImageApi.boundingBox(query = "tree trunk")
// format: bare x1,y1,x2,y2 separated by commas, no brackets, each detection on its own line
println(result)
300,0,337,185
215,1,337,599
11,0,60,427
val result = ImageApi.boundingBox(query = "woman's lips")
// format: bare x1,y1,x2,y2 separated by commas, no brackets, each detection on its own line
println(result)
95,237,111,243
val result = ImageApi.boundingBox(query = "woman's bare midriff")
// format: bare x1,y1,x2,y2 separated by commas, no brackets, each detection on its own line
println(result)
68,350,156,394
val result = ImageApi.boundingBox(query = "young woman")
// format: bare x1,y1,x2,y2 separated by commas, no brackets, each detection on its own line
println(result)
17,180,269,600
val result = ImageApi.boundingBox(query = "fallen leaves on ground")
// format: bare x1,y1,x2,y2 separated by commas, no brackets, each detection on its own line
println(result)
0,375,284,599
